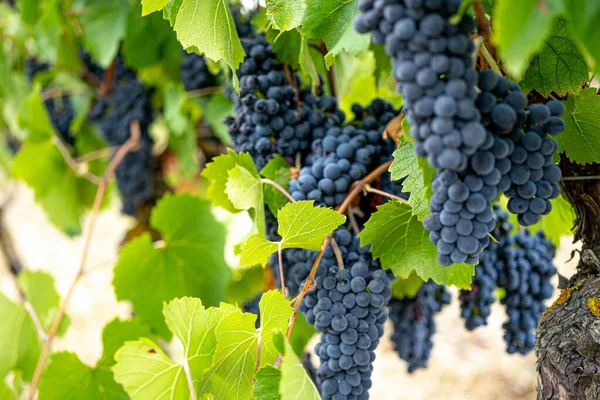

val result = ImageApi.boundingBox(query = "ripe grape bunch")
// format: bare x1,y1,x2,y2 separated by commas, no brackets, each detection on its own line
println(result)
180,52,219,92
89,58,157,216
300,228,392,400
388,280,451,372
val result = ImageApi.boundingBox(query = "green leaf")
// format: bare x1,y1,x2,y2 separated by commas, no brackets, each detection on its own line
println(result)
299,39,320,89
302,0,370,65
391,271,424,299
390,142,435,221
0,381,15,400
265,0,306,32
113,194,230,338
288,311,316,356
563,0,600,77
279,336,320,400
254,366,281,400
17,271,70,336
173,0,245,90
239,201,346,266
114,338,189,399
226,165,262,210
18,0,41,25
492,0,560,77
258,291,294,366
267,29,302,71
226,265,265,305
359,201,474,289
261,155,292,217
202,149,256,213
163,0,183,26
203,94,233,144
38,318,152,400
165,84,188,136
200,291,292,398
555,87,600,164
78,0,133,68
520,17,588,97
142,0,170,15
371,43,392,85
0,294,41,382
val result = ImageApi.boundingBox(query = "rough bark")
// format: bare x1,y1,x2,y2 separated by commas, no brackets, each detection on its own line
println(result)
536,156,600,399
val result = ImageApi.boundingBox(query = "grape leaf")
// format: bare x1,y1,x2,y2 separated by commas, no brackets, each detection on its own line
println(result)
226,163,266,237
267,29,302,71
77,0,132,68
261,155,292,217
226,264,264,305
278,335,320,400
492,0,562,77
164,84,188,136
114,338,189,399
173,0,245,91
358,201,475,289
0,294,41,382
391,271,424,299
202,149,256,213
299,38,320,89
141,0,170,15
162,0,182,27
113,193,230,338
265,0,306,32
258,292,294,366
555,87,600,164
563,0,600,77
239,201,346,266
0,381,14,400
302,0,370,65
17,270,70,336
520,17,588,97
19,0,41,25
38,318,152,400
390,142,435,221
203,94,233,144
254,366,281,400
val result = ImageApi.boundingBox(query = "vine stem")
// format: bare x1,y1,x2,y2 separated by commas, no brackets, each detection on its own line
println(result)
330,238,345,270
561,175,600,181
312,42,338,99
185,86,224,98
27,121,141,399
285,160,393,338
74,146,117,163
53,136,103,184
260,178,296,203
472,1,497,60
361,184,411,205
99,58,117,97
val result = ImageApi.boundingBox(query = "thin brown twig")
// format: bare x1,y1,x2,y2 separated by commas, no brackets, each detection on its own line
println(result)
347,208,361,236
41,87,91,101
74,146,117,163
27,121,141,399
330,238,345,270
99,58,117,97
261,178,296,204
53,136,102,184
472,2,497,60
338,160,393,215
185,86,224,99
361,184,411,205
312,42,338,99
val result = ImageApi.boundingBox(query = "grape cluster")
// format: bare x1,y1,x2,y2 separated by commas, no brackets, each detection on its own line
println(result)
301,229,392,400
180,52,219,92
89,60,158,215
355,0,484,171
497,229,556,354
388,280,451,372
503,102,564,226
289,99,398,208
225,35,314,169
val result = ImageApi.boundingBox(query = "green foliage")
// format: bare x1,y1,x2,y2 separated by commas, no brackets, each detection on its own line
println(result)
240,201,346,266
391,271,425,300
113,193,231,338
0,293,41,382
226,264,265,305
38,319,151,400
114,293,294,400
302,0,370,68
359,201,475,289
492,0,563,78
261,155,292,217
562,0,600,76
390,142,435,221
17,270,70,335
265,0,306,33
520,17,588,97
556,88,600,164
